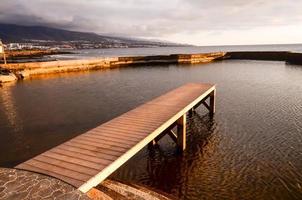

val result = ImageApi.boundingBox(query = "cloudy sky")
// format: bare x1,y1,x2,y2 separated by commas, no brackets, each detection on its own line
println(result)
1,0,302,45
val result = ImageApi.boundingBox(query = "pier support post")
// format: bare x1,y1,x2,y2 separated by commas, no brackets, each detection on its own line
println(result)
148,139,157,148
188,108,194,117
177,114,186,151
209,89,216,116
3,53,7,65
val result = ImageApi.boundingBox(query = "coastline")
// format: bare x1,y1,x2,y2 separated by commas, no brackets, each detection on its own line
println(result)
1,51,302,83
0,50,72,61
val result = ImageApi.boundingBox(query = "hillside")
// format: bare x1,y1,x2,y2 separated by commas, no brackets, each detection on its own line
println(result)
0,23,183,48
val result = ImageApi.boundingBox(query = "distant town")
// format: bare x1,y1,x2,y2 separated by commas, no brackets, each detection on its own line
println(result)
2,40,158,51
0,24,186,52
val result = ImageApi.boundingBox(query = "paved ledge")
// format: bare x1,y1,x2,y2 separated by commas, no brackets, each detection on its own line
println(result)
0,168,175,200
0,168,90,200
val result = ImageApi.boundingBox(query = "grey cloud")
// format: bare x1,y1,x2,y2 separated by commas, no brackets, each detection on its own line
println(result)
0,0,301,39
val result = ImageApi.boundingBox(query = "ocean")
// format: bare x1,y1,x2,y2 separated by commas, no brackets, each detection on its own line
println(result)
51,44,302,60
1,45,302,199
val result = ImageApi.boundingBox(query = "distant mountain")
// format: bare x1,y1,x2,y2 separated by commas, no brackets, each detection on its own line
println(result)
0,23,184,48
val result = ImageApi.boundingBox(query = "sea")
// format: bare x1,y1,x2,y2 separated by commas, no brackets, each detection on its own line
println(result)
51,44,302,60
0,44,302,200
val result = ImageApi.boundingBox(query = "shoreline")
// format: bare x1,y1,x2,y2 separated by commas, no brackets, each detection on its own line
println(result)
1,50,72,61
1,51,302,83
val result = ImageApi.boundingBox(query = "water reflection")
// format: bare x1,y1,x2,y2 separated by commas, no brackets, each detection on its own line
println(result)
0,83,28,166
119,112,220,198
1,60,302,199
0,83,24,137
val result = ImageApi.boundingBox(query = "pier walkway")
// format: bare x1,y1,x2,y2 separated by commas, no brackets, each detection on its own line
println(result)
16,83,216,194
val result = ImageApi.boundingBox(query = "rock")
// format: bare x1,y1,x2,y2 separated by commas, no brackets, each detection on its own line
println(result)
0,73,17,83
16,70,30,79
92,179,176,200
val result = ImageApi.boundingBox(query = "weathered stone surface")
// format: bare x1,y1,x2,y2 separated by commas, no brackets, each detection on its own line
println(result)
0,50,70,60
0,168,90,200
95,180,176,200
0,73,17,83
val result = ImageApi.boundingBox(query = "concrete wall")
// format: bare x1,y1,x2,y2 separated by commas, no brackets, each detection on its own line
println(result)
0,52,225,82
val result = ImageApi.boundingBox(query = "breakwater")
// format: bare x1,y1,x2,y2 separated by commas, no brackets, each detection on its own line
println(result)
224,51,302,64
224,51,289,61
0,50,71,61
1,51,302,83
0,52,224,82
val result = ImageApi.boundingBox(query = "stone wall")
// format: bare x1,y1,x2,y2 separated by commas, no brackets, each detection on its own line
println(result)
0,52,225,82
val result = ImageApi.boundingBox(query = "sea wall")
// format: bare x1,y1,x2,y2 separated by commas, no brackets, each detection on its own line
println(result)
224,51,289,61
224,51,302,64
2,51,302,83
286,52,302,65
0,52,225,82
0,50,71,61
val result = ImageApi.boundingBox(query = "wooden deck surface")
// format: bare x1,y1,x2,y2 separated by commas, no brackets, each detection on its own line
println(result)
16,83,215,193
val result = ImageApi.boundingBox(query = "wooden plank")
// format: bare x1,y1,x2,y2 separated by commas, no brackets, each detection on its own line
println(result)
92,126,148,136
168,130,178,144
23,159,91,182
96,125,154,137
19,163,84,187
112,115,166,125
55,146,114,165
101,124,156,136
50,148,111,166
63,142,122,158
107,118,160,129
77,135,134,149
102,122,156,132
34,155,99,176
45,151,106,170
83,133,138,146
89,130,144,141
127,106,178,114
121,112,174,121
202,101,211,111
67,140,125,157
15,83,216,193
70,137,128,152
124,105,179,114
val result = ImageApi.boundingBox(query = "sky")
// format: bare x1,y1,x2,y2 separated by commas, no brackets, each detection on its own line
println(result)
0,0,302,46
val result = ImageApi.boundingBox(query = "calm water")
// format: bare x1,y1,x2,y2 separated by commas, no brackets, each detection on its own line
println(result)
52,44,302,60
0,59,302,199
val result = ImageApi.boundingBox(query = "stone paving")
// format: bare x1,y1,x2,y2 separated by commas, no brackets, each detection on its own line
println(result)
0,168,90,200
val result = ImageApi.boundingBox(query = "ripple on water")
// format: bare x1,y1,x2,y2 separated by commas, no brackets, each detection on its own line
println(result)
1,60,302,199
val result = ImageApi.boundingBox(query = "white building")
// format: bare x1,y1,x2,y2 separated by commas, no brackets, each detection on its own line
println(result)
0,39,7,64
0,40,4,54
7,43,22,50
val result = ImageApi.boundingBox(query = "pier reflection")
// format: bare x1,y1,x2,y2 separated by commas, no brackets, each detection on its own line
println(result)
144,113,220,195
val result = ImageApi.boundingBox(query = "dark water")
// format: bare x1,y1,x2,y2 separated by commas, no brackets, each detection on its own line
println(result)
0,60,302,199
52,44,302,60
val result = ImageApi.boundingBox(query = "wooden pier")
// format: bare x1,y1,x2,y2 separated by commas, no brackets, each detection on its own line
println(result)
16,83,216,195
